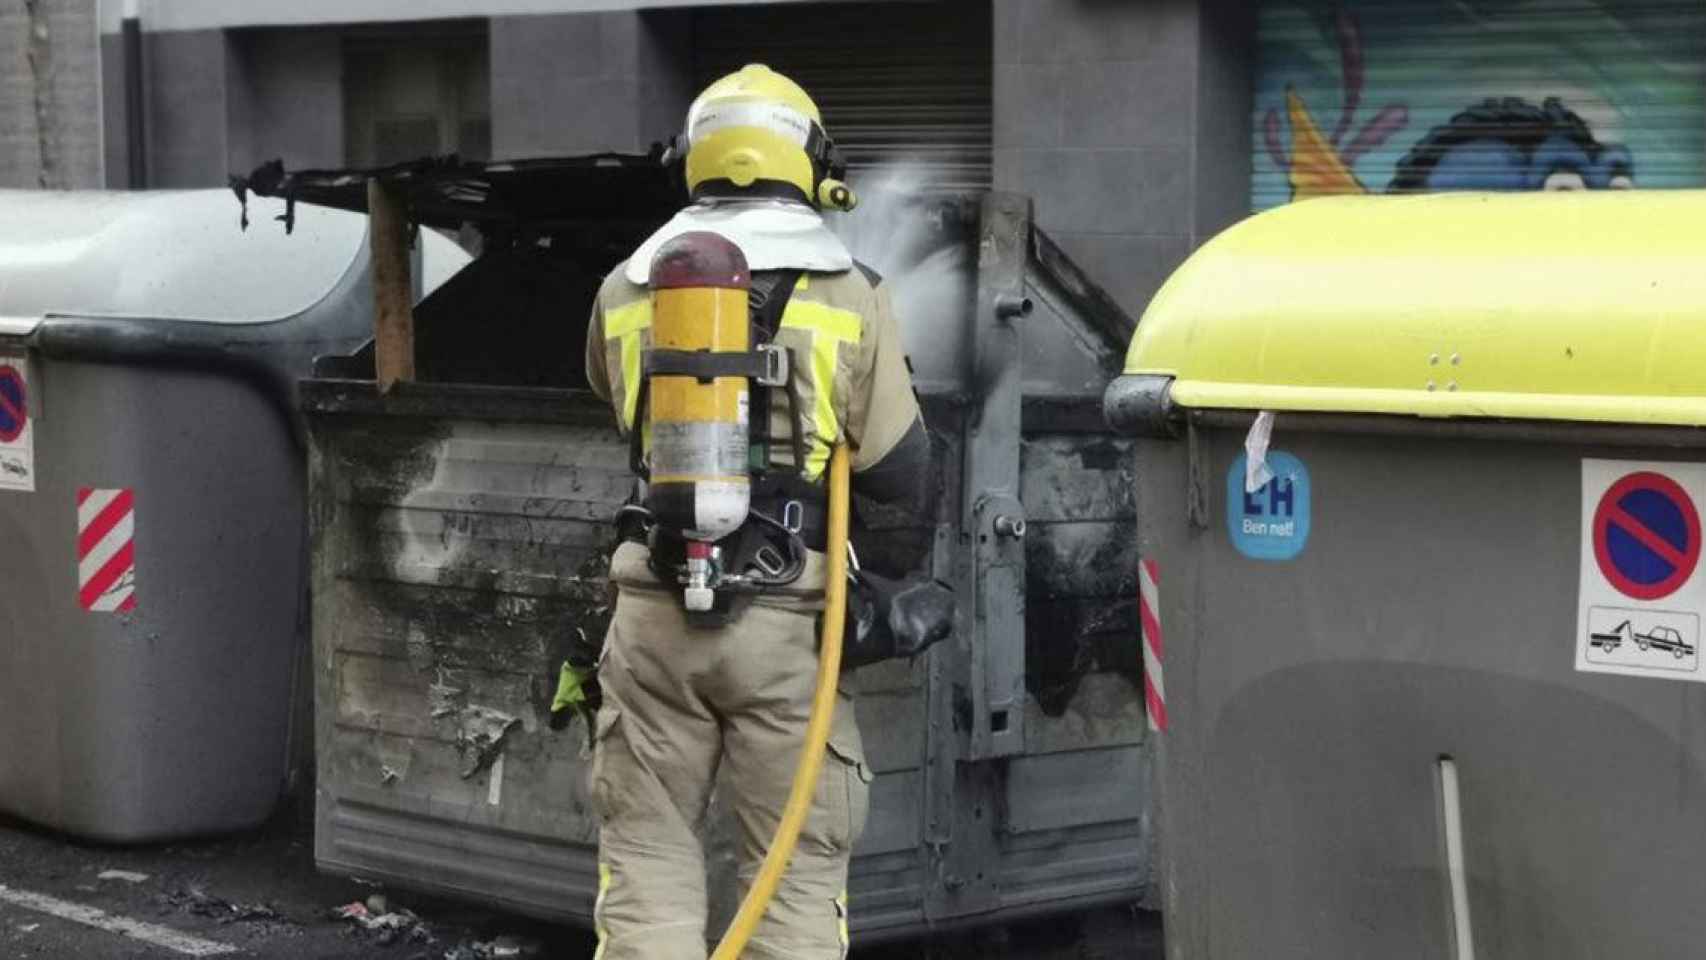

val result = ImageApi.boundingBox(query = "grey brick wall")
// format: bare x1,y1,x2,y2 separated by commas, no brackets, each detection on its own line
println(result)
2,0,102,189
489,9,689,157
993,0,1252,319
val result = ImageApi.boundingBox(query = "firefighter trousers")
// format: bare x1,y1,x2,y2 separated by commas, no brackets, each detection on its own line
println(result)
590,544,871,960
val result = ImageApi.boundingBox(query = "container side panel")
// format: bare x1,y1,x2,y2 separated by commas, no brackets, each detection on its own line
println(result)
986,428,1150,915
1131,437,1198,950
0,360,299,841
1160,424,1706,957
1020,435,1143,725
312,408,624,927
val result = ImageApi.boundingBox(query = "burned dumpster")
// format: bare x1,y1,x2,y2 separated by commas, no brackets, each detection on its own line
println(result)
247,154,1152,940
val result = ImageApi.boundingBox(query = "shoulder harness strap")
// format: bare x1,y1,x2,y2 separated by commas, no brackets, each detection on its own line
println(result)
748,270,806,475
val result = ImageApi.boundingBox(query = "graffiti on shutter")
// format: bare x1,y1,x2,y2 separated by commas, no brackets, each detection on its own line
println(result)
1253,1,1706,209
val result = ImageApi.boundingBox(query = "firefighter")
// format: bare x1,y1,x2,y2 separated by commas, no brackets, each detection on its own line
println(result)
580,64,931,959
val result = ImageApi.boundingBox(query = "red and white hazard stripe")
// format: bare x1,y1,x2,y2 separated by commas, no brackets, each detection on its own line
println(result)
77,488,136,613
1138,558,1165,732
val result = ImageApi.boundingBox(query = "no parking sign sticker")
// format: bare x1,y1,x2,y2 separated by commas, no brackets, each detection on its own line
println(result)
0,358,34,492
1578,460,1706,682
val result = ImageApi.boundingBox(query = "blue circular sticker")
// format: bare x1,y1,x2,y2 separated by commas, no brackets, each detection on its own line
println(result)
1227,451,1311,561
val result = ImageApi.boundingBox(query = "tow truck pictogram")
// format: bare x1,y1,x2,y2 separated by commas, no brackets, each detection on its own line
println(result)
1590,620,1697,659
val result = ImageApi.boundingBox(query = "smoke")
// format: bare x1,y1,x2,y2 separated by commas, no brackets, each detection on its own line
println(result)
832,164,971,386
835,164,950,276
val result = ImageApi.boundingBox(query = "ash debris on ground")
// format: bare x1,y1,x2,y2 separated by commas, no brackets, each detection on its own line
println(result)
331,895,434,947
332,892,549,959
442,934,547,959
159,884,290,926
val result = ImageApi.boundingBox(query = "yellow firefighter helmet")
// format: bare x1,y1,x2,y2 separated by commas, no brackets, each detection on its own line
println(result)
682,63,857,212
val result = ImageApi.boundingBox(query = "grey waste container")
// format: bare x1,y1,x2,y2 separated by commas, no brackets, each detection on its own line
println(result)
1105,190,1706,958
0,189,466,842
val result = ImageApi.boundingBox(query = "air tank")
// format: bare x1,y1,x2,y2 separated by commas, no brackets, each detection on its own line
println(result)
645,231,753,608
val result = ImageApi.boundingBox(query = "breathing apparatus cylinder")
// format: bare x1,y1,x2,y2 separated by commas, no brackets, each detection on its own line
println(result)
645,232,754,611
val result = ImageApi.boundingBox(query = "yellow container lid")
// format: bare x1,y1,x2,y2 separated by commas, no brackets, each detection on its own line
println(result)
1124,190,1706,426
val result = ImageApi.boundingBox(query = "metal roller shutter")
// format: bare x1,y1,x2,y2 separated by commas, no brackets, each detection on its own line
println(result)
1252,0,1706,210
691,1,992,191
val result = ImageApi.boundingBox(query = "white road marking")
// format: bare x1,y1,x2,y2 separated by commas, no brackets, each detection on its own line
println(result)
0,884,238,956
1438,758,1476,960
96,870,150,884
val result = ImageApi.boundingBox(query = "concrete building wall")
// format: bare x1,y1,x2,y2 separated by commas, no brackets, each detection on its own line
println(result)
143,28,345,188
98,28,123,185
993,0,1252,318
100,0,874,34
489,9,689,157
139,28,229,187
2,0,102,189
111,22,457,188
226,28,343,175
1193,0,1255,246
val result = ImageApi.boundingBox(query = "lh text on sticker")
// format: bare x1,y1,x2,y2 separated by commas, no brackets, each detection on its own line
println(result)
1227,451,1311,561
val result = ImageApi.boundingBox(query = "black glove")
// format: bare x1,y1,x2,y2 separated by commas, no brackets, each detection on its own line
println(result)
840,570,955,670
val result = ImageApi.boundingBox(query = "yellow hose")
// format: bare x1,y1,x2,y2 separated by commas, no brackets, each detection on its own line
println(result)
711,443,851,960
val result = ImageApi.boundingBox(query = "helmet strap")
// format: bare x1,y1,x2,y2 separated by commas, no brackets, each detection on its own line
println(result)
691,179,815,206
660,134,686,167
803,122,847,209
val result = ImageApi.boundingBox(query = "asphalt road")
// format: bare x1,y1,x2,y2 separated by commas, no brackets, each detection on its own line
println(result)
0,803,564,960
0,804,1161,959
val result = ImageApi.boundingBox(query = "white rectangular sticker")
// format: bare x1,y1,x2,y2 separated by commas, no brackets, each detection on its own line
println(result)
0,356,34,492
1578,460,1706,682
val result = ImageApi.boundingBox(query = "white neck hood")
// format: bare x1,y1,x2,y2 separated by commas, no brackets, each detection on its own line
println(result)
625,199,853,285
